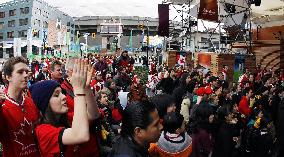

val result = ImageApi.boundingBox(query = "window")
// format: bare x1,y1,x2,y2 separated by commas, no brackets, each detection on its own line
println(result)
18,30,27,38
0,22,4,30
19,18,28,26
0,32,3,39
34,19,41,27
71,37,73,42
0,12,5,18
8,20,15,27
71,30,74,34
67,22,70,26
7,31,14,38
9,9,16,16
20,7,29,14
71,24,74,28
43,21,48,28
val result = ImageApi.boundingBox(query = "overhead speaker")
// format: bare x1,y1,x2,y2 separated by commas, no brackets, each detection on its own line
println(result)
251,0,261,6
255,0,261,6
224,3,236,14
158,4,169,37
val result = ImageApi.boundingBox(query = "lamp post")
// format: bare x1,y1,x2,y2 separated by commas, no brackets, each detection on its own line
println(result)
146,19,149,67
42,30,46,56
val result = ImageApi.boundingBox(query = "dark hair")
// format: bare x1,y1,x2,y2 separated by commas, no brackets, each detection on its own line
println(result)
179,73,190,87
217,105,232,122
150,94,175,118
163,112,184,133
243,87,252,96
50,60,62,71
191,102,214,133
96,91,108,102
41,105,70,128
3,56,28,77
104,79,115,89
121,101,157,137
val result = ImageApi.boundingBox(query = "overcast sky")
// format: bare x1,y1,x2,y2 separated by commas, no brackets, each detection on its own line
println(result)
1,0,164,17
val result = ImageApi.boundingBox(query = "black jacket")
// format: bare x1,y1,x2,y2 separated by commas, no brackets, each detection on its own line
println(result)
108,136,149,157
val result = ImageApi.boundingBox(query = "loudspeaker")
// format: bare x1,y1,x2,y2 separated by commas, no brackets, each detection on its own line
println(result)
224,3,236,14
158,4,169,37
251,0,261,6
255,0,261,6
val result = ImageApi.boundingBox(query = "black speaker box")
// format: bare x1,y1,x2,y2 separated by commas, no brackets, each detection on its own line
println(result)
158,4,169,37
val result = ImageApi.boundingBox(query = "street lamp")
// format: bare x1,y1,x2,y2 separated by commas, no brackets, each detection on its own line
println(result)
42,30,47,56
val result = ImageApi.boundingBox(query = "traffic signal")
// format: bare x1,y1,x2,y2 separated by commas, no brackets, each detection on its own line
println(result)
138,24,144,30
92,33,96,39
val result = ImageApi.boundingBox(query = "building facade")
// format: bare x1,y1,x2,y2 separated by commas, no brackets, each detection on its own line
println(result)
74,16,160,52
0,0,75,58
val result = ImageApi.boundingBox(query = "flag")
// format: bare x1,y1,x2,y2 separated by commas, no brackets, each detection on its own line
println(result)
76,31,80,44
66,32,71,45
176,52,186,66
129,29,133,51
198,0,218,22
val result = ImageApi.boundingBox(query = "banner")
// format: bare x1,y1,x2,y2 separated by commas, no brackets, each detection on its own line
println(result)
198,0,218,22
197,53,211,69
129,29,133,51
176,52,186,66
234,54,245,82
13,38,21,57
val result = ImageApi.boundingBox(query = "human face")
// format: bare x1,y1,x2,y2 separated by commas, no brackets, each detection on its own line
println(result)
219,74,224,80
186,76,191,84
249,74,254,82
43,67,48,72
96,74,103,81
141,109,163,144
99,56,104,62
110,82,116,89
51,64,62,80
247,90,253,98
6,62,29,90
167,103,176,113
99,93,109,105
170,70,176,77
49,87,68,114
122,52,128,57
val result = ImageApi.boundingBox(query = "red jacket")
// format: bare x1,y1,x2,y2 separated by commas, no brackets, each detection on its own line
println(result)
238,96,251,116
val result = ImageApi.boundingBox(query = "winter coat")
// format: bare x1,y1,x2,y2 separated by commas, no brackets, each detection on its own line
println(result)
149,131,192,157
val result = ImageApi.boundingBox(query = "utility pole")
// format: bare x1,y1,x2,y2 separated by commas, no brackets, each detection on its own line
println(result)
146,18,149,67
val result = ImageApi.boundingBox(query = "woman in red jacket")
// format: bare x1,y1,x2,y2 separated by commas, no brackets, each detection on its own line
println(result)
30,59,98,156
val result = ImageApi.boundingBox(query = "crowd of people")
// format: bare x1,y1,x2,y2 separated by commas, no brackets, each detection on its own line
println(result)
0,50,284,157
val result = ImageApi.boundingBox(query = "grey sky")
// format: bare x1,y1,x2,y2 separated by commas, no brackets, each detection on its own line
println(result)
1,0,163,17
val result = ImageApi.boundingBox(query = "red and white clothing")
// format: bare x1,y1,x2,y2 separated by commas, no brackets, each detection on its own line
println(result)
90,79,105,93
222,69,228,81
238,74,248,87
0,95,40,157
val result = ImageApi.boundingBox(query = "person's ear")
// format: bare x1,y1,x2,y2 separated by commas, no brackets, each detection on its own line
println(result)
134,127,144,138
6,75,12,82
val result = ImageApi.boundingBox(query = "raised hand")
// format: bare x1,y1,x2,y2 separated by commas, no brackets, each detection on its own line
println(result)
71,59,88,94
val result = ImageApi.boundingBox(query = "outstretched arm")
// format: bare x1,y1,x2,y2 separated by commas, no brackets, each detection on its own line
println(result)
62,59,90,145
